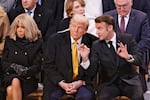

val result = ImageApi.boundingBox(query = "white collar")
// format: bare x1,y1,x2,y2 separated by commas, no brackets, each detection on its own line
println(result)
71,36,82,45
25,5,36,13
105,32,116,43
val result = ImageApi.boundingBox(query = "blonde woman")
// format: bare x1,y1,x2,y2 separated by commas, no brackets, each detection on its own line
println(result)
2,13,43,100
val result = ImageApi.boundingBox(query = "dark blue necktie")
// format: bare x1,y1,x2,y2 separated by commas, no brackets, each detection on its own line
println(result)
27,10,32,16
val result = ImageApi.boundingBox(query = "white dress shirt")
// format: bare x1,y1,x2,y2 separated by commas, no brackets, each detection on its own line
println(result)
25,5,36,18
118,12,130,31
71,36,89,69
106,32,117,51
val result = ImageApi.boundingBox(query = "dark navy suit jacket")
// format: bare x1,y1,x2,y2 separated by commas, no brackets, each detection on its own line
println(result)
103,0,150,24
105,9,150,50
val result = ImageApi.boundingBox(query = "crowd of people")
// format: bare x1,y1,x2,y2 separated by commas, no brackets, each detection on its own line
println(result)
0,0,150,100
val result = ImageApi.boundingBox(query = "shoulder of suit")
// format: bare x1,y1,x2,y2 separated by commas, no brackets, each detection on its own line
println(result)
117,33,134,42
104,9,116,15
131,9,147,16
93,39,104,45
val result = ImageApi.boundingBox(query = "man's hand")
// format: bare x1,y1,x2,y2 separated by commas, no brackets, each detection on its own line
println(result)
78,44,90,62
71,80,83,90
59,80,84,94
117,42,130,60
59,81,76,94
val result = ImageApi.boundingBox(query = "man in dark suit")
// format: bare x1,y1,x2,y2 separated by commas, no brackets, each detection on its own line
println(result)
105,0,150,92
8,0,63,42
87,15,144,100
102,0,115,13
103,0,150,24
43,14,97,100
40,0,65,36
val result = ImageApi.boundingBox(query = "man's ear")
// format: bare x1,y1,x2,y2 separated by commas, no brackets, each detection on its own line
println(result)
108,25,113,31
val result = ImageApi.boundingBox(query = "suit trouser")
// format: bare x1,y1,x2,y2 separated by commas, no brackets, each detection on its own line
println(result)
98,79,144,100
49,86,92,100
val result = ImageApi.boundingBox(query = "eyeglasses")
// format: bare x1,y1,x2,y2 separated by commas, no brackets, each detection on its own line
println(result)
116,3,129,9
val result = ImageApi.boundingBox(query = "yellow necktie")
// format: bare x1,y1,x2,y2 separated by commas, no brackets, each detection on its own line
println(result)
72,41,78,80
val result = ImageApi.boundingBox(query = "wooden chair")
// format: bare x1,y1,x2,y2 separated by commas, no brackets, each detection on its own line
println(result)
24,83,43,100
115,96,130,100
61,94,75,100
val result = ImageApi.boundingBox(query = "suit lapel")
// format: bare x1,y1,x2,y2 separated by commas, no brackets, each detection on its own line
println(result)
126,9,136,33
114,11,122,33
33,5,42,24
116,35,121,67
102,41,116,65
114,10,136,34
63,32,72,69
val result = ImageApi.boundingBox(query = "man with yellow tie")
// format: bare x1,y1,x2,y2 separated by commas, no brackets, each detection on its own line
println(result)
43,14,97,100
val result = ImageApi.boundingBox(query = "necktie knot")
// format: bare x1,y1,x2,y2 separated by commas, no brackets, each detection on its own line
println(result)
73,41,78,45
108,41,112,45
108,41,113,47
27,10,32,15
108,41,115,52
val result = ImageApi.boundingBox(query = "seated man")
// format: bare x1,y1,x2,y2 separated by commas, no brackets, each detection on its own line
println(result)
87,15,144,100
43,14,97,100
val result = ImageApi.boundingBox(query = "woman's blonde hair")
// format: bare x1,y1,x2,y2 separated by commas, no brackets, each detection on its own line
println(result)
65,0,85,17
9,13,42,42
0,6,10,40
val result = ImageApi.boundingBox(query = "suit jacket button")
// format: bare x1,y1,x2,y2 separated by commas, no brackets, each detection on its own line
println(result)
15,51,18,55
25,52,27,55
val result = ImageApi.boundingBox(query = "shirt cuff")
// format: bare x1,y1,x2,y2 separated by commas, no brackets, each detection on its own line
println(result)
80,59,90,69
58,80,65,86
127,54,135,62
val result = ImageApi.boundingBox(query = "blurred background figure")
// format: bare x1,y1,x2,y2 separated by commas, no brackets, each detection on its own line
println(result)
1,14,43,100
8,0,53,42
0,0,21,13
103,0,150,24
57,0,85,33
0,6,10,57
0,0,16,12
0,5,10,100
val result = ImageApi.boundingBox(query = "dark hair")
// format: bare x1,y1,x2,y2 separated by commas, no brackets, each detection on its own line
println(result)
95,15,115,30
